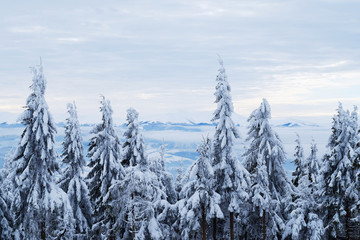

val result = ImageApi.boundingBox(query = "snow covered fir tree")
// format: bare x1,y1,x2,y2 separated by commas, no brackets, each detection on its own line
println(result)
108,108,167,239
3,60,360,239
59,102,92,239
9,62,72,239
178,136,223,240
292,134,304,188
283,137,324,240
121,108,147,168
243,98,293,240
86,96,123,240
321,103,360,239
210,58,250,240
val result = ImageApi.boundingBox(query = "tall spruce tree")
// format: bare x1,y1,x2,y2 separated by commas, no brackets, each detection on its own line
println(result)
161,142,177,202
321,103,359,239
348,105,360,239
299,139,322,190
352,106,360,239
115,163,165,240
59,102,92,239
150,142,178,239
308,139,322,185
178,137,223,240
211,58,250,239
150,141,177,205
292,134,304,187
86,96,123,240
122,107,147,167
175,158,184,197
283,140,324,240
10,62,72,239
109,108,165,239
243,98,292,240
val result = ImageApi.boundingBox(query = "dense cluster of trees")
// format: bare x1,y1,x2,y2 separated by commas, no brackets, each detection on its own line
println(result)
1,60,360,239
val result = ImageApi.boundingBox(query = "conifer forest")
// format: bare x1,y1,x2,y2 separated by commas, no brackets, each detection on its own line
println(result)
2,59,360,240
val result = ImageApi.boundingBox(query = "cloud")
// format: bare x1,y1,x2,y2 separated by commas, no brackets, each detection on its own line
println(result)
10,25,48,33
0,0,360,123
56,38,85,43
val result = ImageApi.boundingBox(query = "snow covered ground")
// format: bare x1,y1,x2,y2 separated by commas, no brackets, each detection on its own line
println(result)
0,118,332,177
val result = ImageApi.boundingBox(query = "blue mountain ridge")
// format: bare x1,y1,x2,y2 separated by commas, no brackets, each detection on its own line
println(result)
0,120,315,175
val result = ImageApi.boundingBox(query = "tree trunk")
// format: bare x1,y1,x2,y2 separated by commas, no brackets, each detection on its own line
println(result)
345,201,351,240
202,203,206,240
109,228,115,240
109,213,116,240
213,217,217,240
41,221,46,240
230,211,234,240
262,210,266,240
132,192,135,240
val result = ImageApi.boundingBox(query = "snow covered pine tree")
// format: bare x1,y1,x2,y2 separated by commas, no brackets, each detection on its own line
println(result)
283,138,324,240
110,108,165,239
178,137,223,240
211,58,250,240
86,96,123,240
243,98,293,240
321,103,359,239
150,141,177,205
352,106,360,239
150,142,178,239
292,134,305,188
10,62,72,239
59,102,92,239
121,107,147,168
175,158,185,197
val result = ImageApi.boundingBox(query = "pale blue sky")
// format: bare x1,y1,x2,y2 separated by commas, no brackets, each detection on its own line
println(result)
1,0,360,123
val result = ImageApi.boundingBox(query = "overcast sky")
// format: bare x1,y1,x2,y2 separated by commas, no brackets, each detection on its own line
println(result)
1,0,360,124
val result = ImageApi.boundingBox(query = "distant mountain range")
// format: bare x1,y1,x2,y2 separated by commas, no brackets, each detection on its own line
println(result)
0,119,329,176
276,121,320,128
0,120,320,129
